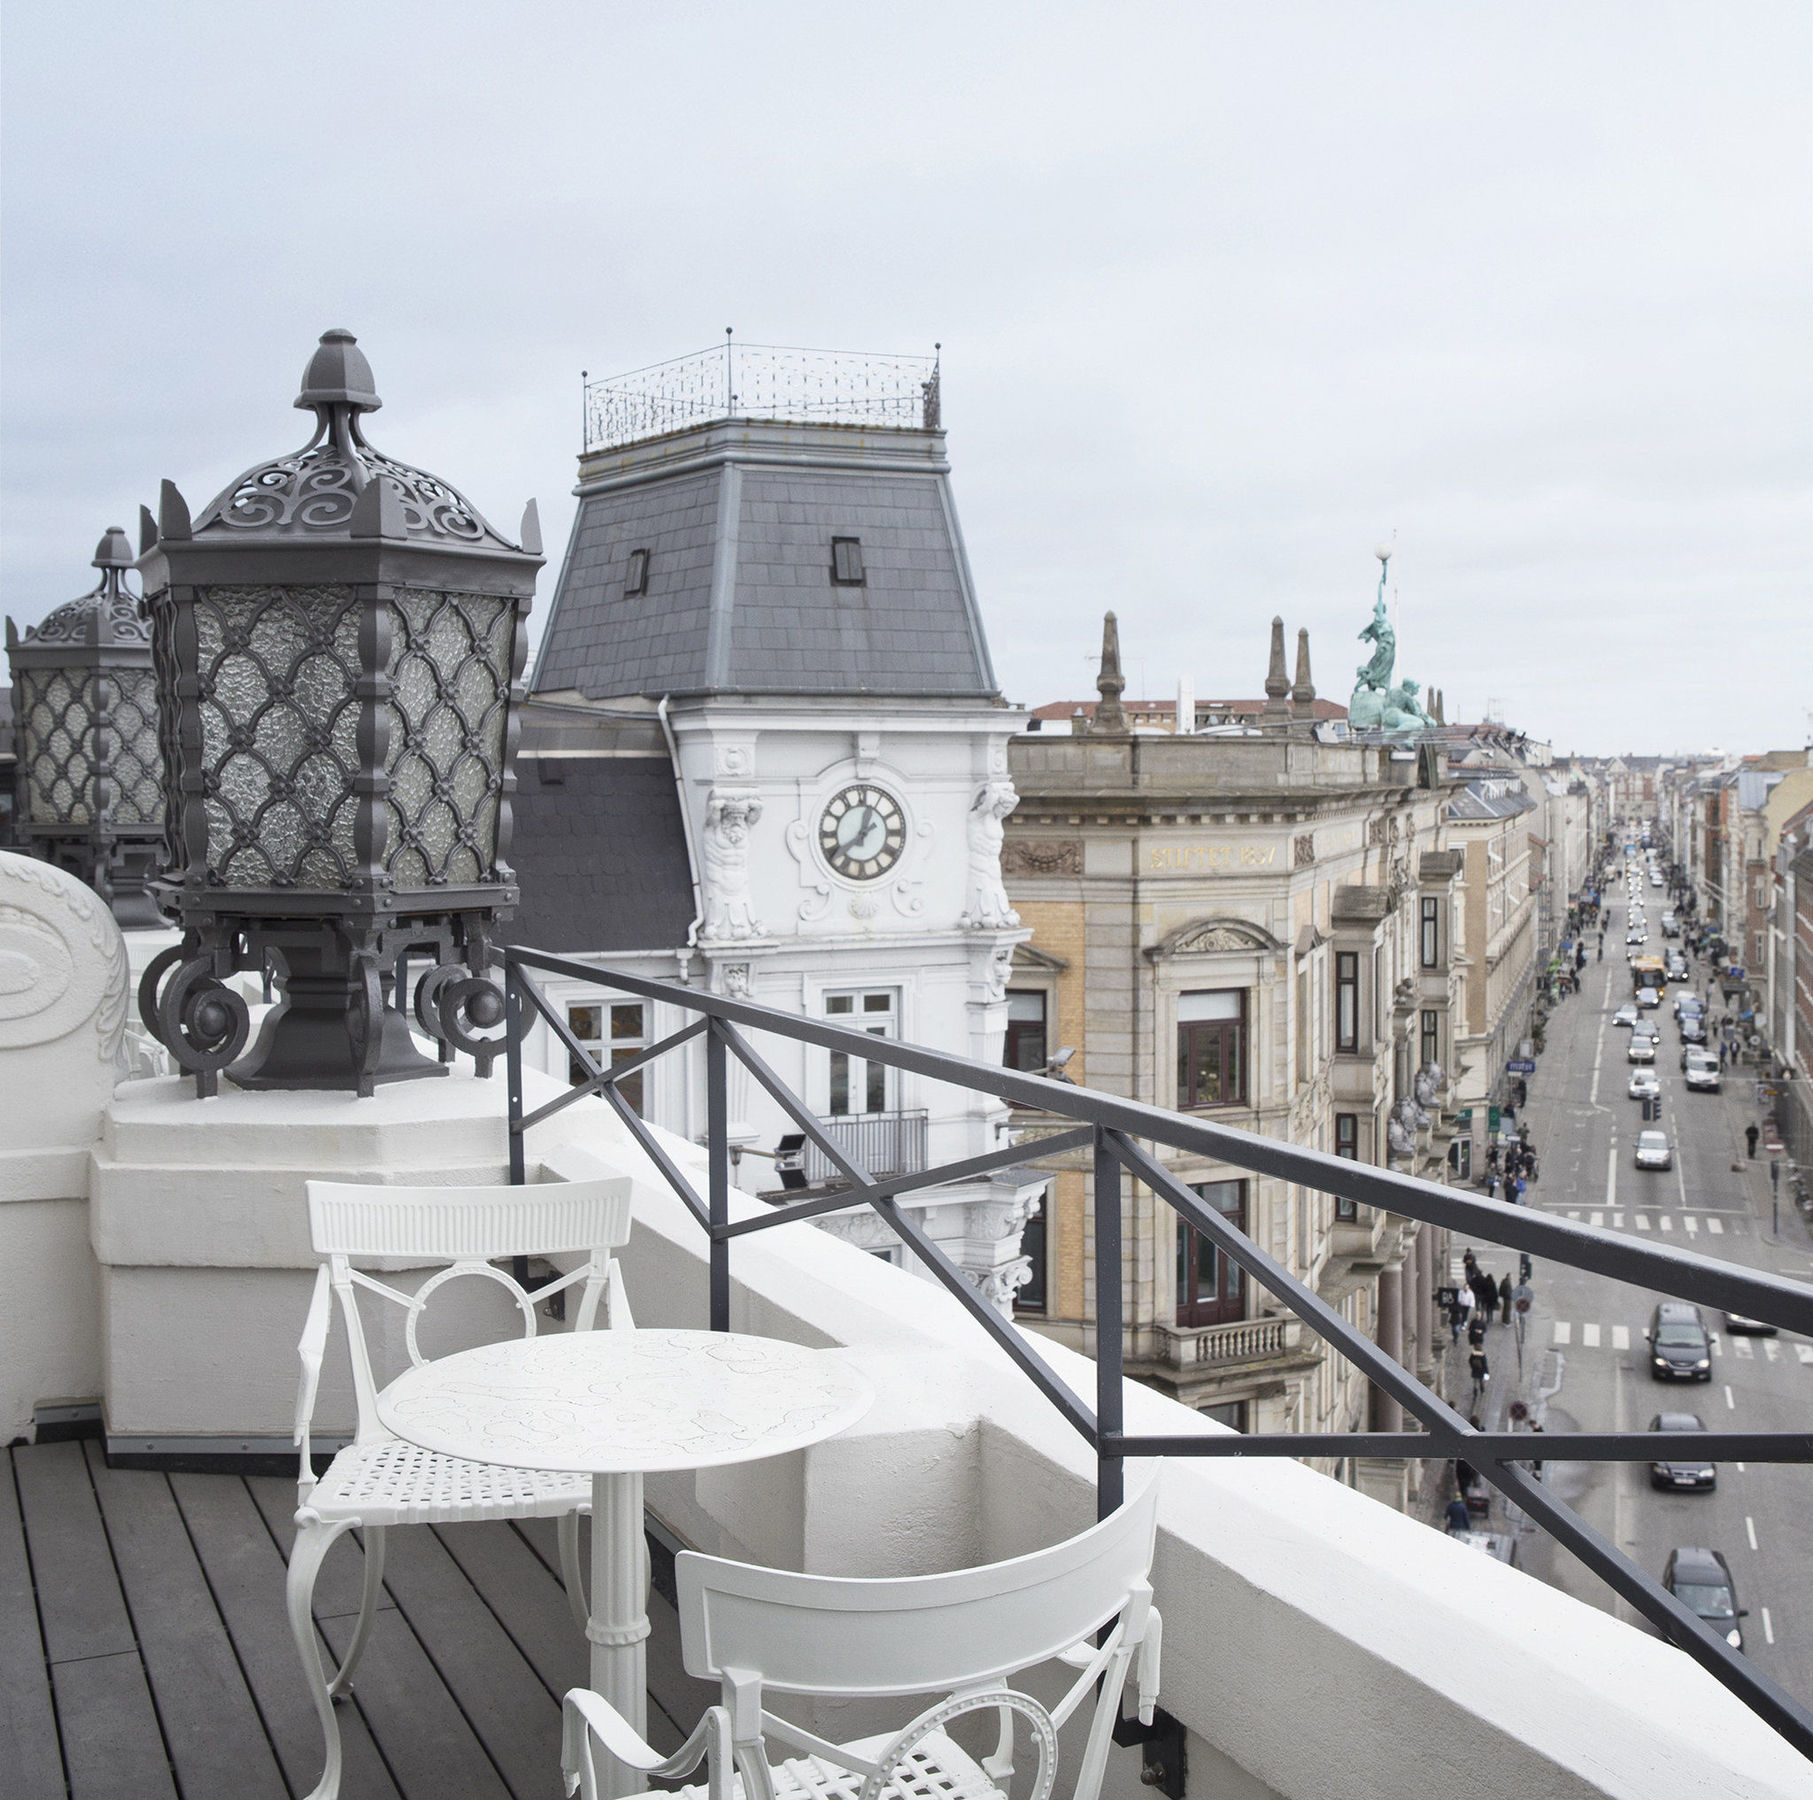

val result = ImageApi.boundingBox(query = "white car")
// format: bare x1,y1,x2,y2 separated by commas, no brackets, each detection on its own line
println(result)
1635,1130,1672,1170
1613,1004,1639,1029
1684,1051,1721,1092
1628,1069,1661,1101
1628,1035,1656,1064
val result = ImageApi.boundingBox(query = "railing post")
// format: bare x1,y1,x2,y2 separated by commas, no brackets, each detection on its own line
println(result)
1094,1127,1125,1518
506,954,526,1187
707,1019,730,1331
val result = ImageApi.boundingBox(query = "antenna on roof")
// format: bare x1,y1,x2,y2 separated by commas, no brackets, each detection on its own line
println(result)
725,326,734,414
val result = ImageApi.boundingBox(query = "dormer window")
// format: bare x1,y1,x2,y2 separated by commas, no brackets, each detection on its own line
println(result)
830,537,865,586
625,548,650,596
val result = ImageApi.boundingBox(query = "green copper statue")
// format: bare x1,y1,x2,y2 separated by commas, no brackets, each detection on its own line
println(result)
1348,547,1433,731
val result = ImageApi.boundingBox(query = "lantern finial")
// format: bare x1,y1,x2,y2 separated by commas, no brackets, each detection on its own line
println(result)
294,327,381,415
92,526,133,571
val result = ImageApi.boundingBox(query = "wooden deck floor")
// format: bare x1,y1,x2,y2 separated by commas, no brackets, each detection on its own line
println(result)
2,1440,714,1800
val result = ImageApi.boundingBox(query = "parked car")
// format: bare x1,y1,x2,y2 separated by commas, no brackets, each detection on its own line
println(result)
1628,1069,1661,1101
1648,1302,1713,1381
1614,1004,1639,1030
1683,1050,1720,1091
1649,1413,1716,1491
1662,1547,1744,1649
1635,1129,1672,1170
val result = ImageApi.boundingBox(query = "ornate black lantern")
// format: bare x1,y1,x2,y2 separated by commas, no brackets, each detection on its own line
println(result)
136,329,541,1095
6,528,167,927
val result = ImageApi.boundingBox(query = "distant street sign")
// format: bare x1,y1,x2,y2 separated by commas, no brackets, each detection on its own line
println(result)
1507,1059,1537,1074
1509,1401,1530,1423
1513,1285,1533,1315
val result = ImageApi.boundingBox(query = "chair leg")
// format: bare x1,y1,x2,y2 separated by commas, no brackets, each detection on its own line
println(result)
287,1514,360,1800
559,1508,589,1636
329,1525,387,1698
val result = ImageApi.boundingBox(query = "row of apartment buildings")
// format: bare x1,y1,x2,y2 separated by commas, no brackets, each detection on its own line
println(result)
1656,751,1813,1179
999,629,1599,1506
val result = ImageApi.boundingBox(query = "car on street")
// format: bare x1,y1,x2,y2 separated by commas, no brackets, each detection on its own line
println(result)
1650,872,1664,887
1636,987,1661,1009
1680,1014,1707,1045
1648,1302,1713,1381
1662,1548,1745,1649
1662,913,1679,936
1666,955,1689,981
1628,1035,1656,1063
1627,928,1647,946
1628,1069,1660,1101
1635,1129,1672,1169
1648,1413,1716,1491
1613,1004,1639,1029
1683,1049,1720,1091
1723,1312,1778,1336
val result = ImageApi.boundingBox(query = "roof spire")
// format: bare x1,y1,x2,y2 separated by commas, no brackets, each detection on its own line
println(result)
1093,610,1127,733
1292,626,1316,718
1264,615,1291,719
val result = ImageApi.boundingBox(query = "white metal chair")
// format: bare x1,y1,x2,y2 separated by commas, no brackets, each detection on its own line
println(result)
291,1176,635,1800
562,1470,1163,1800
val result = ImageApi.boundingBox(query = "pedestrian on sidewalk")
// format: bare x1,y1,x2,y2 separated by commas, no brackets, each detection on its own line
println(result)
1448,1287,1469,1343
1719,1041,1728,1070
1445,1495,1473,1533
1499,1273,1513,1324
1469,1346,1491,1405
1746,1122,1760,1159
1467,1312,1487,1351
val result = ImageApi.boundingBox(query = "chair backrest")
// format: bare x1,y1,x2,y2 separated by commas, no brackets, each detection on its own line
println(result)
677,1470,1160,1696
303,1177,633,1443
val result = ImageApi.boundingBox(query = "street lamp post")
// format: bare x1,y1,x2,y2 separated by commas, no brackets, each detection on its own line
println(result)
6,528,167,927
136,329,542,1096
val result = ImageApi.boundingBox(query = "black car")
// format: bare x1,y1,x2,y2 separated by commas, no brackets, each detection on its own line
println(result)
1680,1014,1707,1045
1647,1301,1713,1381
1663,1547,1745,1650
1649,1413,1716,1490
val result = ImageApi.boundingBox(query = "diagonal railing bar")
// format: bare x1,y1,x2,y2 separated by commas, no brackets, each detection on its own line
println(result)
504,949,1813,1336
503,948,1813,1766
1109,1430,1813,1463
1488,1450,1813,1759
873,1195,1098,1442
511,966,617,1127
717,1127,1097,1240
519,1015,708,1134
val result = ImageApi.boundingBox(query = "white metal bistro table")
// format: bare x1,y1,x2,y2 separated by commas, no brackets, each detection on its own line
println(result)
377,1327,872,1790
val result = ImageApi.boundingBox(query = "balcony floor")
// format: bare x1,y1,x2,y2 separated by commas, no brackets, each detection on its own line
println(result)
3,1440,713,1799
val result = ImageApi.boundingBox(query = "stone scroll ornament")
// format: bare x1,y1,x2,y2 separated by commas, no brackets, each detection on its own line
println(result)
699,790,764,941
959,781,1022,930
1347,548,1435,733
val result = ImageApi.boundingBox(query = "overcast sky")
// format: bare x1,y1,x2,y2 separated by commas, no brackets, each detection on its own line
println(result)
5,3,1808,755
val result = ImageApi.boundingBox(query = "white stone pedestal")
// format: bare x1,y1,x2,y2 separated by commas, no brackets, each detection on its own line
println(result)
91,1069,517,1456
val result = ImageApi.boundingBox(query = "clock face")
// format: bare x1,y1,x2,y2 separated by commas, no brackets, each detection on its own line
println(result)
818,784,906,882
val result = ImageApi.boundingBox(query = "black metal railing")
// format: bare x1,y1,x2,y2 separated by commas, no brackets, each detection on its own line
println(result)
798,1109,928,1185
502,945,1813,1764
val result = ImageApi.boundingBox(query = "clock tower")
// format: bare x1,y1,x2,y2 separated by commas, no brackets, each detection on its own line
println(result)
512,342,1039,1310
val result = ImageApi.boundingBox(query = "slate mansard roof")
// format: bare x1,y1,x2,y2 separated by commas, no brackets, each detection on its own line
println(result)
532,418,999,702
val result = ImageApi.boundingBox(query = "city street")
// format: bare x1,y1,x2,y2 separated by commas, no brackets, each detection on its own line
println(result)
1449,864,1813,1708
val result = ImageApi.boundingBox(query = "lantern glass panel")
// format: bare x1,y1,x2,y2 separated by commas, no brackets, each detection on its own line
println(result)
107,669,165,825
22,668,100,823
195,584,364,887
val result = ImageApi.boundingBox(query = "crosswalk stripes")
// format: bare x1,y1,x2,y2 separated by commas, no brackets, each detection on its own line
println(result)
1546,1203,1745,1235
1543,1322,1809,1361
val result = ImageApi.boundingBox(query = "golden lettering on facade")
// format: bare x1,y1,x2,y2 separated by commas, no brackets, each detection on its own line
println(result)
1146,844,1279,873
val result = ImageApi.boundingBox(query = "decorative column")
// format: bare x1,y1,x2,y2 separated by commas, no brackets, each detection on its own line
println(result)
6,528,166,926
135,329,541,1095
1371,1263,1404,1433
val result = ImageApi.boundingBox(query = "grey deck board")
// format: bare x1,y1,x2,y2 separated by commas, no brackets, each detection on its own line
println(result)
0,1453,66,1799
12,1442,134,1665
430,1521,587,1704
172,1471,402,1800
246,1472,396,1620
319,1610,513,1800
83,1446,287,1800
375,1523,565,1797
52,1650,175,1800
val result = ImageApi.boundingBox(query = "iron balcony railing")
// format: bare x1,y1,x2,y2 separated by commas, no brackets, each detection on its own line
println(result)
582,339,941,452
501,945,1813,1765
796,1109,928,1186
